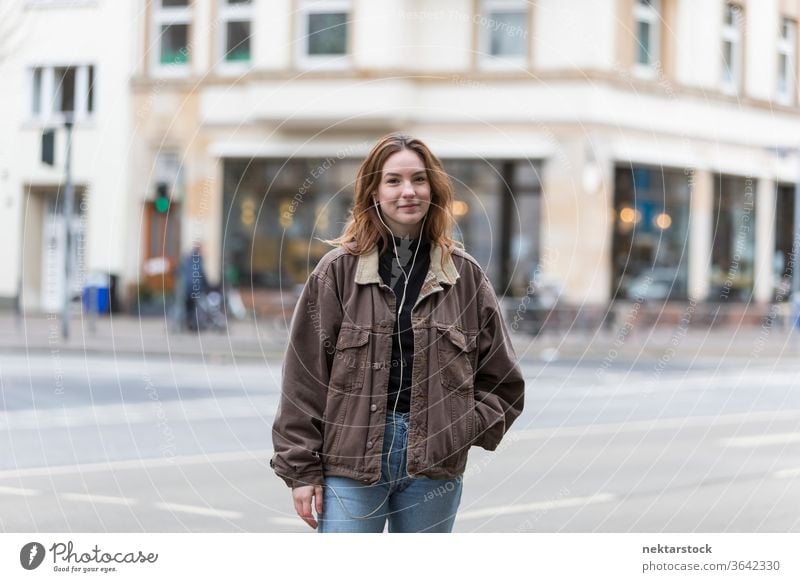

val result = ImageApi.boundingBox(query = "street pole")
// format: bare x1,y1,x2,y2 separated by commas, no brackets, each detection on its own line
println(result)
61,114,74,340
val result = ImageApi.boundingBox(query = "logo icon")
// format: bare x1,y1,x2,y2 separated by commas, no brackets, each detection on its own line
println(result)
20,542,46,570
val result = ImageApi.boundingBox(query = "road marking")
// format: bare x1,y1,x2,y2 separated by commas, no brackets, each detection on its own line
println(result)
61,493,137,506
0,396,279,430
456,493,617,521
512,410,800,441
0,449,273,480
155,502,242,520
0,485,39,496
721,433,800,448
268,517,311,528
773,467,800,479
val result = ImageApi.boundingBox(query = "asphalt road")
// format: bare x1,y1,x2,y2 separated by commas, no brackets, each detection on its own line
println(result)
0,351,798,533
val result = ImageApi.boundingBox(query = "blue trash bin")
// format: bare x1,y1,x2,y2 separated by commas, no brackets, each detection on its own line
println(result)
82,273,111,314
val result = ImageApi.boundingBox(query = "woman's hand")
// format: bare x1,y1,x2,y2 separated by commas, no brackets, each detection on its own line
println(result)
292,484,323,529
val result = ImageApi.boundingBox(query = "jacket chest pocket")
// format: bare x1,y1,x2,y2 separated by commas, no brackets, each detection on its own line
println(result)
328,325,371,393
435,324,476,393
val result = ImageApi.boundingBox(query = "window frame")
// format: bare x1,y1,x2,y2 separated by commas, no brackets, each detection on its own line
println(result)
721,2,744,95
477,0,530,70
633,0,660,78
295,0,352,70
217,0,254,73
28,63,96,125
151,0,193,77
777,17,797,105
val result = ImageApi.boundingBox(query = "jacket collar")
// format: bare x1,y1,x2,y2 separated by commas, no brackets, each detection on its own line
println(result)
355,243,459,286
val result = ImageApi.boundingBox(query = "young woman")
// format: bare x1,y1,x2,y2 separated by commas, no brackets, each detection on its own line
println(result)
270,133,525,533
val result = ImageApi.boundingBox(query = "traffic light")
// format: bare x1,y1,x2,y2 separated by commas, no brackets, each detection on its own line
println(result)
155,182,170,213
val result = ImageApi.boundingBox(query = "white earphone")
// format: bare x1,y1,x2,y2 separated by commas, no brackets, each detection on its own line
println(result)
325,197,428,521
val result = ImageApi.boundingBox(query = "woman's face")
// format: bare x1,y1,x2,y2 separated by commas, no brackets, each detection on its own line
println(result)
374,149,432,238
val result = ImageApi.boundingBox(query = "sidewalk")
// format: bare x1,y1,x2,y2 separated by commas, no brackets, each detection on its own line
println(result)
1,310,799,363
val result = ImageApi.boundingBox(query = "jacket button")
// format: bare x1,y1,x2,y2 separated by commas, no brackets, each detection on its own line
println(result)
370,404,377,412
366,440,374,449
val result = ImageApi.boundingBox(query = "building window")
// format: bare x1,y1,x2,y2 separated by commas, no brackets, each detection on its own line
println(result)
297,0,350,68
153,0,192,72
777,18,797,105
721,2,744,94
710,175,755,301
55,67,76,113
478,0,529,68
219,0,252,65
612,166,690,301
222,157,359,289
444,159,542,295
29,65,95,122
634,0,660,74
31,68,42,116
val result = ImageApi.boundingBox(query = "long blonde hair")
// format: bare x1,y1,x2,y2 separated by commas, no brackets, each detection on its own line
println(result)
326,133,461,263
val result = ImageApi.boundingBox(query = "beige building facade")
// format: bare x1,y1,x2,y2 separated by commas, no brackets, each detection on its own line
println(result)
102,0,800,317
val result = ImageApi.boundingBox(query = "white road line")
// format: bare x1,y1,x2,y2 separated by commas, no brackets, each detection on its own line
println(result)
154,502,242,520
773,467,800,479
61,493,137,506
457,493,617,521
0,485,39,496
512,410,800,441
721,433,800,448
268,517,310,528
0,396,279,430
0,449,273,480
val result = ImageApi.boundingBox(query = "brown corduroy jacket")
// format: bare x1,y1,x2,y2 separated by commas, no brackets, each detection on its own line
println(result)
270,243,525,488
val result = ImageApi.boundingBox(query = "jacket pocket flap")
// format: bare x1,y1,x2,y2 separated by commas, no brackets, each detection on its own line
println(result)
336,326,370,350
437,324,476,352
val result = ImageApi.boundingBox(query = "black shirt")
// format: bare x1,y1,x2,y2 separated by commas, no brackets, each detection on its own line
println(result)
378,233,431,414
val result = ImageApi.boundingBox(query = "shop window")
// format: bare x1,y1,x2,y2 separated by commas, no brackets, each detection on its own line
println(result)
774,184,795,301
710,175,755,301
612,166,690,301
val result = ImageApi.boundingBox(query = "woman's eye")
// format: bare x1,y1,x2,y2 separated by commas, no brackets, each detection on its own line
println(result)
415,176,427,182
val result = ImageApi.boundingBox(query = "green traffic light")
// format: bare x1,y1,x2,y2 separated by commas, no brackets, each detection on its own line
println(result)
155,196,170,213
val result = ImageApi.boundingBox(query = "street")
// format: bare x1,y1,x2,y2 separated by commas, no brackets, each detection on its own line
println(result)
0,349,799,532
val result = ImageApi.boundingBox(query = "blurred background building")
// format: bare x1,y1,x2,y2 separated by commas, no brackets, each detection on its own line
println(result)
0,0,137,313
2,0,800,323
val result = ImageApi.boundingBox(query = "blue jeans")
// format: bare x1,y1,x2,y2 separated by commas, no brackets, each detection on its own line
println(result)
318,410,463,533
